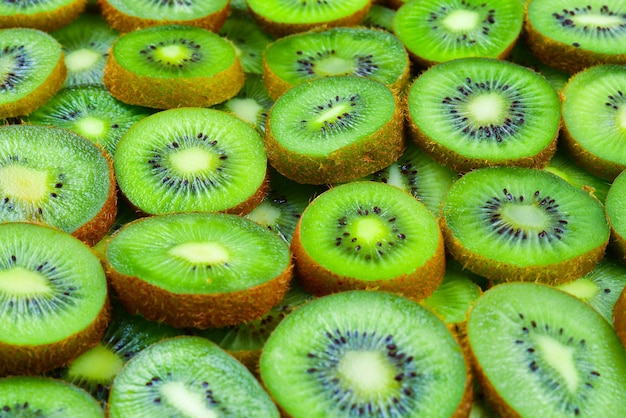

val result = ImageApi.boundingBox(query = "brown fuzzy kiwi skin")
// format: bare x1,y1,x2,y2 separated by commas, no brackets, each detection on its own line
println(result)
0,51,66,119
102,43,245,109
0,295,111,378
264,90,405,185
98,0,230,33
106,259,293,329
247,2,373,38
290,217,446,301
614,287,626,350
439,215,609,285
0,0,87,32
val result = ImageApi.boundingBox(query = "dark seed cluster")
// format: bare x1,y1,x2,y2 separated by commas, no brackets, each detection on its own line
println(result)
139,38,201,69
301,94,359,135
371,159,421,197
0,45,30,92
605,89,625,110
151,0,193,6
481,188,569,241
427,1,496,46
0,401,45,416
442,77,526,142
552,5,626,47
143,373,228,413
294,49,378,77
305,329,422,415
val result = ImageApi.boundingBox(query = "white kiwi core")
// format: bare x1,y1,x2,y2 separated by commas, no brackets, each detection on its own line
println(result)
246,201,281,228
68,344,124,381
535,335,580,393
0,267,51,295
353,217,387,245
169,147,217,175
156,45,190,65
160,381,219,418
467,93,506,125
501,204,550,231
76,116,107,138
0,165,48,203
65,48,101,72
316,56,354,75
443,9,480,31
573,14,623,28
169,242,230,265
337,350,398,397
616,106,626,130
226,98,263,125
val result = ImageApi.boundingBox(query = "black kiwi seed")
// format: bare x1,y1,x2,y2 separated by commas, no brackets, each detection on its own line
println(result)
0,45,29,92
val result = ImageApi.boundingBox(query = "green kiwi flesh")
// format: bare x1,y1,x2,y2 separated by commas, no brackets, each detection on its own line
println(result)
441,167,609,284
107,336,280,417
219,11,274,74
0,376,103,417
467,282,626,416
604,168,626,262
260,290,471,417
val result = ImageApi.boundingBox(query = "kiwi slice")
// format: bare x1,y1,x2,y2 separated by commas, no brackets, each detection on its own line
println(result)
260,290,472,417
51,13,120,87
246,0,372,37
292,181,445,300
262,26,410,100
114,107,267,216
105,212,293,328
213,73,274,133
467,282,626,416
25,85,152,157
265,75,404,185
0,28,66,118
103,24,244,109
441,167,610,284
0,222,110,377
525,0,626,74
219,10,274,75
604,169,626,262
99,0,230,33
558,258,626,324
361,140,459,217
560,64,626,181
392,0,524,67
0,124,116,246
0,0,86,32
0,377,104,417
108,336,279,417
363,4,396,32
406,57,561,173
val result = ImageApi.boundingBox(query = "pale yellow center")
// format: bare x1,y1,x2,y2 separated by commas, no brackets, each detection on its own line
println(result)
616,106,626,130
65,48,101,72
76,116,107,138
246,201,281,228
316,56,354,75
169,147,216,175
468,93,506,125
315,103,350,125
558,278,599,300
337,350,398,396
160,381,219,418
0,165,48,203
501,204,550,231
536,335,580,393
354,217,386,244
443,9,480,31
0,267,51,296
156,45,189,65
169,242,230,265
227,98,263,125
573,14,623,28
67,344,124,382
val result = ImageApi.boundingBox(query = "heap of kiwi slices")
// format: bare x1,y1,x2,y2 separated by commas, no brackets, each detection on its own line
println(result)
7,1,626,415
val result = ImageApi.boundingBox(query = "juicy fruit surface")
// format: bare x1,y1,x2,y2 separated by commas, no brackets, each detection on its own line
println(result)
247,0,371,24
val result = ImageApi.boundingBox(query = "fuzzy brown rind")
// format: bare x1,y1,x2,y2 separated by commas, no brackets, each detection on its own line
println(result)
291,220,446,301
0,52,66,119
614,287,626,350
0,0,86,32
103,50,245,109
264,94,405,185
440,216,608,285
0,296,111,377
107,262,293,329
98,0,230,33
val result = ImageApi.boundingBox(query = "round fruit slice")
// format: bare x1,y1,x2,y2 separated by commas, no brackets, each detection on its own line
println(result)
393,0,523,66
441,167,609,284
259,290,472,418
264,75,404,184
0,28,66,118
0,0,86,32
0,124,116,246
105,212,293,328
467,282,626,417
103,24,243,109
292,181,445,300
407,58,560,172
0,377,103,417
113,107,267,216
0,222,110,376
108,336,279,417
604,168,626,261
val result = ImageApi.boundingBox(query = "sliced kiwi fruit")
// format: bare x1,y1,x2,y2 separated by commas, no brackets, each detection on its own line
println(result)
51,13,120,87
363,4,396,32
25,85,152,157
260,290,472,417
245,167,323,244
441,167,610,284
0,376,104,417
219,10,274,75
525,0,626,74
262,26,410,100
91,199,137,262
265,75,405,185
360,140,459,217
406,57,561,173
393,0,524,67
0,0,86,32
467,282,626,416
292,181,445,300
0,28,66,118
0,222,110,377
560,64,626,181
558,257,626,324
114,107,267,216
99,0,230,33
604,169,626,262
103,24,244,109
107,336,279,417
105,212,293,328
213,73,274,133
0,124,117,246
246,0,372,37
